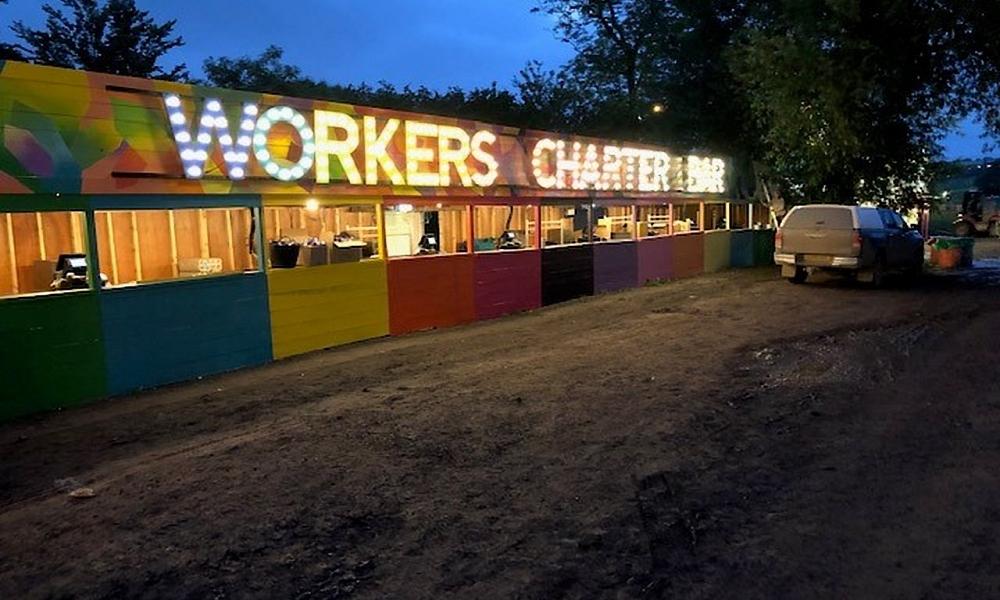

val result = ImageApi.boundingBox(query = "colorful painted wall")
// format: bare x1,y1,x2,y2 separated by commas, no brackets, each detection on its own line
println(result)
0,62,772,422
268,261,389,359
0,291,107,420
0,61,729,202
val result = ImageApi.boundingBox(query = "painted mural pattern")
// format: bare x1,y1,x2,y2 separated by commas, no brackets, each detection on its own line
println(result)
0,61,760,422
0,61,727,200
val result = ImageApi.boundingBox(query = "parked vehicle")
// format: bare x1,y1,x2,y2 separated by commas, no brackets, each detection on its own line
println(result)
953,191,1000,237
774,205,924,285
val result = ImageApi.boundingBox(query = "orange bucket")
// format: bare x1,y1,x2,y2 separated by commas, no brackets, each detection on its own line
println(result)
934,247,962,269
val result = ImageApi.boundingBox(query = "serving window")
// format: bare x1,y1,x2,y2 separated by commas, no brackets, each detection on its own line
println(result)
638,205,672,237
704,203,728,231
730,203,750,230
385,204,468,257
0,210,91,297
674,203,702,233
594,205,635,242
473,205,536,252
540,204,594,246
95,207,256,286
751,204,772,229
264,204,380,268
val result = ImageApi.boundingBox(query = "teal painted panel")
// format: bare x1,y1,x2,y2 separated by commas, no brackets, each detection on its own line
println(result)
730,230,755,268
0,291,107,421
100,274,272,395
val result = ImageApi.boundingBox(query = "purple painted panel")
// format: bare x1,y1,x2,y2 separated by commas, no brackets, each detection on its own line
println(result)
593,241,639,294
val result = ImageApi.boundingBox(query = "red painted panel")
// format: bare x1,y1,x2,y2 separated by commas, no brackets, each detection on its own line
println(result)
388,255,476,335
593,242,638,293
671,233,705,279
637,236,674,284
474,250,542,320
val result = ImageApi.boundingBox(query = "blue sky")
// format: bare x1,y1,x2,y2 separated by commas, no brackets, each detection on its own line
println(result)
1,0,992,159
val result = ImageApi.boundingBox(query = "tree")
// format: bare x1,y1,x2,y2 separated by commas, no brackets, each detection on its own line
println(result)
536,0,1000,208
0,0,24,60
202,46,529,128
12,0,187,80
534,0,671,136
728,1,967,206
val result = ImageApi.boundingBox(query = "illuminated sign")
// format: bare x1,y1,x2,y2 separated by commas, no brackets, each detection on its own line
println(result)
162,94,726,194
530,138,726,194
163,94,499,187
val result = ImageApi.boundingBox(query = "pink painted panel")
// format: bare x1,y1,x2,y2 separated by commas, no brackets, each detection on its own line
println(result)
637,236,674,283
473,250,542,320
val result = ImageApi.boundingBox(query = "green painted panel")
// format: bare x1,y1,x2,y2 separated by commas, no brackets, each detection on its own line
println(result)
753,229,776,266
0,291,107,421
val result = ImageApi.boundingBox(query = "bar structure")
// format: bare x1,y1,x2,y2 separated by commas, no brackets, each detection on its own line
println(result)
0,61,774,420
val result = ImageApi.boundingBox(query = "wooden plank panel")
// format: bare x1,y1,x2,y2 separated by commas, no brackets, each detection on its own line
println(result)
136,210,173,281
95,212,115,285
541,245,594,306
39,212,75,258
730,230,755,268
11,212,43,294
637,236,674,284
111,211,138,283
703,230,731,273
473,250,541,320
0,292,107,420
101,274,272,395
753,229,776,266
671,233,705,279
268,260,390,358
593,242,638,294
229,209,253,272
0,215,14,296
205,209,232,268
388,255,475,335
172,209,201,261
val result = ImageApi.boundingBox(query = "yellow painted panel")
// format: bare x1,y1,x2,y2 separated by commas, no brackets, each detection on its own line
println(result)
267,260,389,359
703,230,732,273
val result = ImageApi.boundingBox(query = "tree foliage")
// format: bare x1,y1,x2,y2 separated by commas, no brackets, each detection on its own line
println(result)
533,0,1000,208
12,0,187,80
0,0,23,60
203,45,539,128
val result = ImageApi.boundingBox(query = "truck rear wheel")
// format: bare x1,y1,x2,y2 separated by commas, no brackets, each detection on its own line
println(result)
787,267,807,284
869,256,887,288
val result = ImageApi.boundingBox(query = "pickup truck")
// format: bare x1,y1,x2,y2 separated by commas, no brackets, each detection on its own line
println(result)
774,205,924,285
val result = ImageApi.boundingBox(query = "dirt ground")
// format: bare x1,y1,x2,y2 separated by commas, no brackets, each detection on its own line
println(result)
3,246,1000,599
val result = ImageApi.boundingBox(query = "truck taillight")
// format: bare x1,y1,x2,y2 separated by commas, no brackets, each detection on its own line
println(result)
852,229,862,251
775,230,783,250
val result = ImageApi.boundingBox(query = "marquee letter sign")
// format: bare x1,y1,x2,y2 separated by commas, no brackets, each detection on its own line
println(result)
530,138,726,194
163,94,724,194
163,94,499,188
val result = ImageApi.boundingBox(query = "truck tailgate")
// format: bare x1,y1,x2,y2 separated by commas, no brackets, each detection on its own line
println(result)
781,227,858,257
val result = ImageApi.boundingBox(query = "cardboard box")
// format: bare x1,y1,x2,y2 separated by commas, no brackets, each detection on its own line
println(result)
330,246,363,263
178,257,223,276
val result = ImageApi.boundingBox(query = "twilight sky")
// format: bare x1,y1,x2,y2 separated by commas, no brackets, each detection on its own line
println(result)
1,0,991,159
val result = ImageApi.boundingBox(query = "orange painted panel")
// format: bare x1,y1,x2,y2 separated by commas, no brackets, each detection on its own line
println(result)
671,233,704,279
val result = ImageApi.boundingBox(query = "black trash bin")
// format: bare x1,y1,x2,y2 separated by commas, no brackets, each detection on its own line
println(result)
269,239,301,269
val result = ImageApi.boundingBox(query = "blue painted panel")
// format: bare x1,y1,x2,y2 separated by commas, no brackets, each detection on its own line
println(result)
730,230,755,268
100,274,272,395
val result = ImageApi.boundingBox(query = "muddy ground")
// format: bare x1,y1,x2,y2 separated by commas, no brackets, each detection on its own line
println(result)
2,246,1000,599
